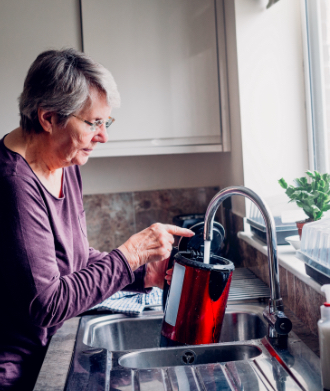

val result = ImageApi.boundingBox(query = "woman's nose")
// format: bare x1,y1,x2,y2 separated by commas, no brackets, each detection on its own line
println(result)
92,125,108,143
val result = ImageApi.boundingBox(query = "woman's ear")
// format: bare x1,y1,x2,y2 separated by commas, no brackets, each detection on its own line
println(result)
38,108,54,133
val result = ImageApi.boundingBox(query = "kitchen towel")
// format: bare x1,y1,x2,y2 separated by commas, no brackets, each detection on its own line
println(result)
89,287,163,315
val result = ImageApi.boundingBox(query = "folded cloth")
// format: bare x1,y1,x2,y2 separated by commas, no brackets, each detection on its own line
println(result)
89,287,163,315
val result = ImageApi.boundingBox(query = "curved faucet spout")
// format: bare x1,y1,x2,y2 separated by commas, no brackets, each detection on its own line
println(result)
203,186,292,338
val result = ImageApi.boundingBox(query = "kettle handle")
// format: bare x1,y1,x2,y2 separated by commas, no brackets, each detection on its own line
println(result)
162,247,178,311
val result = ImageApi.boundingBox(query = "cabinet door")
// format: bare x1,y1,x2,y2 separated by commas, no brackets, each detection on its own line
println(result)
0,0,81,138
82,0,229,156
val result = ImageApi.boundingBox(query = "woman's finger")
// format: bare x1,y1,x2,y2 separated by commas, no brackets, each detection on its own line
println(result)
118,223,194,271
163,224,195,238
166,268,173,275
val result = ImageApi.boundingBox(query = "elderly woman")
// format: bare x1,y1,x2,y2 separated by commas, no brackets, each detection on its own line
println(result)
0,48,193,390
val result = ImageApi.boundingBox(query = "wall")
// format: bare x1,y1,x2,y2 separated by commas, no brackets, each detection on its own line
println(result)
234,0,309,202
84,186,220,252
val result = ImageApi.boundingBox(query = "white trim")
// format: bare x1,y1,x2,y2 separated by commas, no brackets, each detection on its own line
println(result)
302,0,329,173
91,142,223,158
301,0,315,171
216,0,231,152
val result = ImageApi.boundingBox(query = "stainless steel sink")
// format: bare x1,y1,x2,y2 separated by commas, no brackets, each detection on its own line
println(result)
83,304,268,351
119,344,262,369
65,302,322,390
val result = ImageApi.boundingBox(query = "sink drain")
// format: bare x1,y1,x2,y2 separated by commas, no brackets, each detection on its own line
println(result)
181,350,197,365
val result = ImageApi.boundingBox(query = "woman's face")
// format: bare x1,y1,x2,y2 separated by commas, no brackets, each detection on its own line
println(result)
50,88,111,167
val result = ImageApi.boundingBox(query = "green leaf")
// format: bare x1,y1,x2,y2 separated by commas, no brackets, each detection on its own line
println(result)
297,201,309,210
302,210,314,219
280,170,330,216
300,190,312,200
301,204,312,214
299,176,308,185
278,178,288,189
322,173,330,183
315,211,323,220
295,179,303,187
286,187,296,198
291,190,302,199
309,205,320,220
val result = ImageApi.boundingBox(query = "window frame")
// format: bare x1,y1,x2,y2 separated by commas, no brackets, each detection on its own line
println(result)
302,0,330,173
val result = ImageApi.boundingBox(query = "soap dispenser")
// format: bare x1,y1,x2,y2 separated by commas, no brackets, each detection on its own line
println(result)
318,284,330,391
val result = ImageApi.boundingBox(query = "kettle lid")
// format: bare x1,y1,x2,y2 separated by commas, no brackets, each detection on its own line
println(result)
174,251,234,272
178,221,224,256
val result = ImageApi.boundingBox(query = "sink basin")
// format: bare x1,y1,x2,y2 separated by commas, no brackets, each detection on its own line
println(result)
83,304,268,351
65,302,322,391
119,344,262,369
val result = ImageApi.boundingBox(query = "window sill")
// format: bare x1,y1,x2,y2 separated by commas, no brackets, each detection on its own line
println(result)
237,231,325,297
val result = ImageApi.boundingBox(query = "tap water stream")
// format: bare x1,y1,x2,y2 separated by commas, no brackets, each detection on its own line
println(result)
203,240,211,264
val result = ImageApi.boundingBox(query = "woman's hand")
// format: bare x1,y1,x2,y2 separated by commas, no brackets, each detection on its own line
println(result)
164,267,173,286
144,257,170,289
118,223,194,273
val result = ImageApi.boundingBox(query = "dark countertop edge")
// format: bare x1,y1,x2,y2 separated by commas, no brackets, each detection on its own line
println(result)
33,317,80,391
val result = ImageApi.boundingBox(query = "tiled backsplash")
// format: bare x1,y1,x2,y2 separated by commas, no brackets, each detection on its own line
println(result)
83,186,220,252
239,239,324,340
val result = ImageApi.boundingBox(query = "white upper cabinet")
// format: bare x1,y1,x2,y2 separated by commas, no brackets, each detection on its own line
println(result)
0,0,81,138
81,0,230,157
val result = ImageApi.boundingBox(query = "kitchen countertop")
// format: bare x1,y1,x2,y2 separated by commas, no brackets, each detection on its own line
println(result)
33,300,320,390
33,317,80,391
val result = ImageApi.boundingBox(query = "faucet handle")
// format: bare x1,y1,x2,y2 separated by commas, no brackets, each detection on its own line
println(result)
274,311,293,335
263,307,292,336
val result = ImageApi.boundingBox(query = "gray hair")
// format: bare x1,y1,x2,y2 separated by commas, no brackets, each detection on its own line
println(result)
19,48,120,133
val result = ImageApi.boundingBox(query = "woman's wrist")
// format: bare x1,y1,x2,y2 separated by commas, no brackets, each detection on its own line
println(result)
144,263,154,288
117,243,140,271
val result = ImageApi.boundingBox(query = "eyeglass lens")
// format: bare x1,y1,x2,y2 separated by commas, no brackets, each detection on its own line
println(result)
91,118,114,131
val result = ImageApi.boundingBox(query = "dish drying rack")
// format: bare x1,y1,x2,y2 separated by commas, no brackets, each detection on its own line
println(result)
296,218,330,285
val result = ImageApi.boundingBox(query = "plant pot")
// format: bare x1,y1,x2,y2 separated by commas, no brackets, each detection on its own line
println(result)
296,219,313,239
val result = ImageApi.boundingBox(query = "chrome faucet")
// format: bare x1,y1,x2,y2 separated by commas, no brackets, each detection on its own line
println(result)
203,186,292,339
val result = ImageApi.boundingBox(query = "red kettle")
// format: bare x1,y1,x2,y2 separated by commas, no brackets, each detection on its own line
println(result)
160,223,234,347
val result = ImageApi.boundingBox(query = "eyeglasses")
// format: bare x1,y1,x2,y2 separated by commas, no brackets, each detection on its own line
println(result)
72,114,115,132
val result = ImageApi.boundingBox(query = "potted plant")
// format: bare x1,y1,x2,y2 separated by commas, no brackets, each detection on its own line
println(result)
278,170,330,238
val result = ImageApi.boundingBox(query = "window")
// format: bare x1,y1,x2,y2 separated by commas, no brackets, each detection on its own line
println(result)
304,0,330,173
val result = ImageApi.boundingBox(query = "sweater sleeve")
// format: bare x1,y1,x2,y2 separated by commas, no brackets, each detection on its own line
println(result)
0,175,140,328
87,247,152,293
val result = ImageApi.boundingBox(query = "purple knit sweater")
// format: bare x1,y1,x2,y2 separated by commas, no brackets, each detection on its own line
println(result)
0,137,149,390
